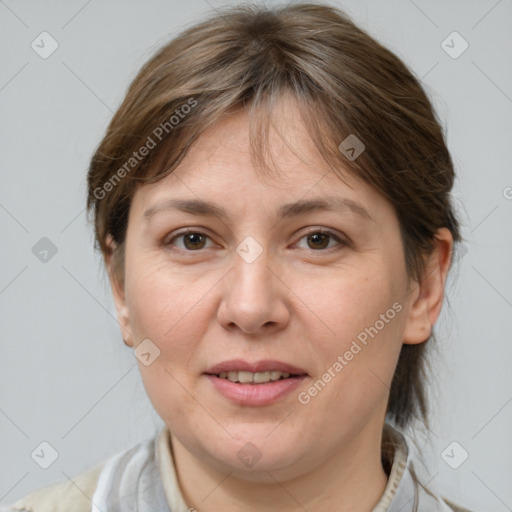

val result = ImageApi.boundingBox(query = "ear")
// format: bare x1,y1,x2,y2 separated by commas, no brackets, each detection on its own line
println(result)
105,235,134,348
402,228,454,345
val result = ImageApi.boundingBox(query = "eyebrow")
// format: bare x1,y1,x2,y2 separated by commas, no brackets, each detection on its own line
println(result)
143,196,372,221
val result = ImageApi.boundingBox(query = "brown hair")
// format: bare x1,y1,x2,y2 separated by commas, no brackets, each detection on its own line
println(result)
87,1,461,429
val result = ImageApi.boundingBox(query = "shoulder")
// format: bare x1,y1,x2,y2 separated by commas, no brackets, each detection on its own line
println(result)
1,461,105,512
1,431,163,512
382,424,476,512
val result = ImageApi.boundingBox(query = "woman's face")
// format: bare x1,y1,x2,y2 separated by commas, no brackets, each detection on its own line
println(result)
111,97,436,481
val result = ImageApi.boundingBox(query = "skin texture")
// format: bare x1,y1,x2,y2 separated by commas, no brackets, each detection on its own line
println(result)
107,95,453,512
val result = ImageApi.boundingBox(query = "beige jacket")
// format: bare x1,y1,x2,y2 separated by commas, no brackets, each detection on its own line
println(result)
1,424,473,512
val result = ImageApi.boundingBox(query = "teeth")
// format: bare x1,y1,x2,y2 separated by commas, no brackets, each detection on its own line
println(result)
253,371,270,383
238,371,254,383
217,370,293,383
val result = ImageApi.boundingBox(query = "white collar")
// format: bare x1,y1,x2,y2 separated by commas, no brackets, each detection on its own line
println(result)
89,423,455,511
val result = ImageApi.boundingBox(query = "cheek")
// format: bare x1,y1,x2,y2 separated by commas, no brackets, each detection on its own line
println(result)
125,261,216,367
125,266,213,425
304,262,407,394
316,267,402,339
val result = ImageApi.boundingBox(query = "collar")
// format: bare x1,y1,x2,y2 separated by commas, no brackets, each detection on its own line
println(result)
371,423,410,511
90,423,453,511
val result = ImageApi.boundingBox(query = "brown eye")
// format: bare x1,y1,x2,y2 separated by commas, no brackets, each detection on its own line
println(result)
183,233,207,250
307,232,331,250
296,230,346,251
167,231,212,251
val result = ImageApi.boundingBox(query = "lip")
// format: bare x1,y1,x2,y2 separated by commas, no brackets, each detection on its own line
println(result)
205,374,308,406
204,359,308,375
204,359,309,406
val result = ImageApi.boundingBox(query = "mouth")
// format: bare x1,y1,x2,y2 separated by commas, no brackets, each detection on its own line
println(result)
204,359,308,381
204,359,308,406
213,370,300,384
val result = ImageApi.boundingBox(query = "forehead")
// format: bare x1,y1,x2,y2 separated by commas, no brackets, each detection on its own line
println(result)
130,97,392,221
183,96,326,181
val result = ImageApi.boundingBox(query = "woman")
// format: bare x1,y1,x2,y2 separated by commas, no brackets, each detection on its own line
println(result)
2,2,473,511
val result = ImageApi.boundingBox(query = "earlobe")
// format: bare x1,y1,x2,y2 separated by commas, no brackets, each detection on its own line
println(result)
105,235,134,348
115,303,133,347
402,228,453,345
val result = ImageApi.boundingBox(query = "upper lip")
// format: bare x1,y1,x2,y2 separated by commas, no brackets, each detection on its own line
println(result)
205,359,308,375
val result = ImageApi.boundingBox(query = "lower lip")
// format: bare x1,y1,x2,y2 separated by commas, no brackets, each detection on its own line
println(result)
205,374,307,406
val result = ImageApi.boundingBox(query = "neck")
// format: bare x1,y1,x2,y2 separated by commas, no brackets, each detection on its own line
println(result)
170,423,389,512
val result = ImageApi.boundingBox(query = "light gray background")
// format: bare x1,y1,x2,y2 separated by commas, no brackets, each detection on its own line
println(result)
1,0,511,510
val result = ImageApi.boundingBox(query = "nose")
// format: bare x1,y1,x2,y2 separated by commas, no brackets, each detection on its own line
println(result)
216,247,290,336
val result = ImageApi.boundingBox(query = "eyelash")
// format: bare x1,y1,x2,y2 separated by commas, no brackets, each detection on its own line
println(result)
164,228,349,253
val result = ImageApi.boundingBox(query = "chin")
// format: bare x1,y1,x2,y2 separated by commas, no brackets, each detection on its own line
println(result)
204,434,310,480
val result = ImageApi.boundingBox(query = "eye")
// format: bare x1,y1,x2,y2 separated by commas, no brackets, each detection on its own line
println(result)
164,228,348,253
165,230,214,251
295,229,347,251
